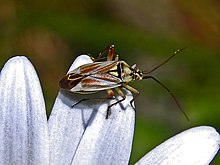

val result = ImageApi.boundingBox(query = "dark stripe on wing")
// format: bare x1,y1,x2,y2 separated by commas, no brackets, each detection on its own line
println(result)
59,73,83,90
95,61,118,73
81,74,122,89
91,73,120,83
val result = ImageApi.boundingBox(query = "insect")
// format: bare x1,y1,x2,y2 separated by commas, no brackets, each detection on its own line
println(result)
59,45,189,120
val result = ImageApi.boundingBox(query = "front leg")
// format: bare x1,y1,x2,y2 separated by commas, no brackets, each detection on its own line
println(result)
106,88,126,119
122,84,140,109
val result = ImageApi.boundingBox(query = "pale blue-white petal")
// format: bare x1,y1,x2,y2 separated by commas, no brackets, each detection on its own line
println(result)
0,56,49,165
135,126,220,165
49,55,135,165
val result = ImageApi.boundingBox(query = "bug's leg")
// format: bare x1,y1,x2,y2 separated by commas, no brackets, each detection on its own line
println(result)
122,84,140,109
107,45,115,61
96,45,114,61
71,89,115,117
72,98,88,107
71,97,115,108
106,87,126,119
106,88,115,98
105,89,115,119
114,54,119,61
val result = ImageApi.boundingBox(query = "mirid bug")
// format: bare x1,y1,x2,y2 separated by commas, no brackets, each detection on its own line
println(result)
59,45,188,120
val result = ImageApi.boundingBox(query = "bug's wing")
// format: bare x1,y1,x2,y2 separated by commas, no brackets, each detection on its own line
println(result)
92,61,118,73
68,61,118,75
60,61,120,92
59,73,84,90
70,73,123,93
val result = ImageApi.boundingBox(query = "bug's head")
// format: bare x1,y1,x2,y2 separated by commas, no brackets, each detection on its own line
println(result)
121,62,143,82
130,64,144,81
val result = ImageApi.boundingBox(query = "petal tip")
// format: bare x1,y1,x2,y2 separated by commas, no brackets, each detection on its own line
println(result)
3,56,31,69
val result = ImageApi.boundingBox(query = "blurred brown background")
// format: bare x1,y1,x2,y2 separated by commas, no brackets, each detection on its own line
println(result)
0,0,219,164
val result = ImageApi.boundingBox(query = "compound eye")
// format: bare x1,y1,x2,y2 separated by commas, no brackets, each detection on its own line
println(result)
134,73,139,79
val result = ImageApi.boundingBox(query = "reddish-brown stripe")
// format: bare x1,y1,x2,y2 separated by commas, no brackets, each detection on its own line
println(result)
81,78,101,86
79,63,101,74
96,62,118,73
93,74,119,83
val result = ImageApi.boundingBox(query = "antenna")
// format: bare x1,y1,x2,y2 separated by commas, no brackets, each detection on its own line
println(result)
142,75,189,121
143,47,186,74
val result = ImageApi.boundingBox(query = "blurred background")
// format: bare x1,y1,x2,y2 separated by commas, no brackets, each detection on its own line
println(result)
0,0,219,164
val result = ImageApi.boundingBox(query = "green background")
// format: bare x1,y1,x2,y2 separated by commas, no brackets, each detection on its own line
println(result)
0,0,219,164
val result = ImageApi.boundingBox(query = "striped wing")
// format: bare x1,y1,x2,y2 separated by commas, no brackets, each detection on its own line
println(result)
70,73,122,93
59,61,123,93
68,61,118,75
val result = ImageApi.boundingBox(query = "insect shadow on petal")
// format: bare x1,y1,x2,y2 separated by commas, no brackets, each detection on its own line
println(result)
59,45,189,121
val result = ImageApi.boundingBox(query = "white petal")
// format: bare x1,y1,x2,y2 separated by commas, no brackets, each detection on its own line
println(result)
67,54,94,71
0,56,49,165
135,126,220,165
71,89,135,165
49,55,135,165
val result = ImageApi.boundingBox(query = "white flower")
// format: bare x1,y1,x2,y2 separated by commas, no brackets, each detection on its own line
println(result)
0,55,219,165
